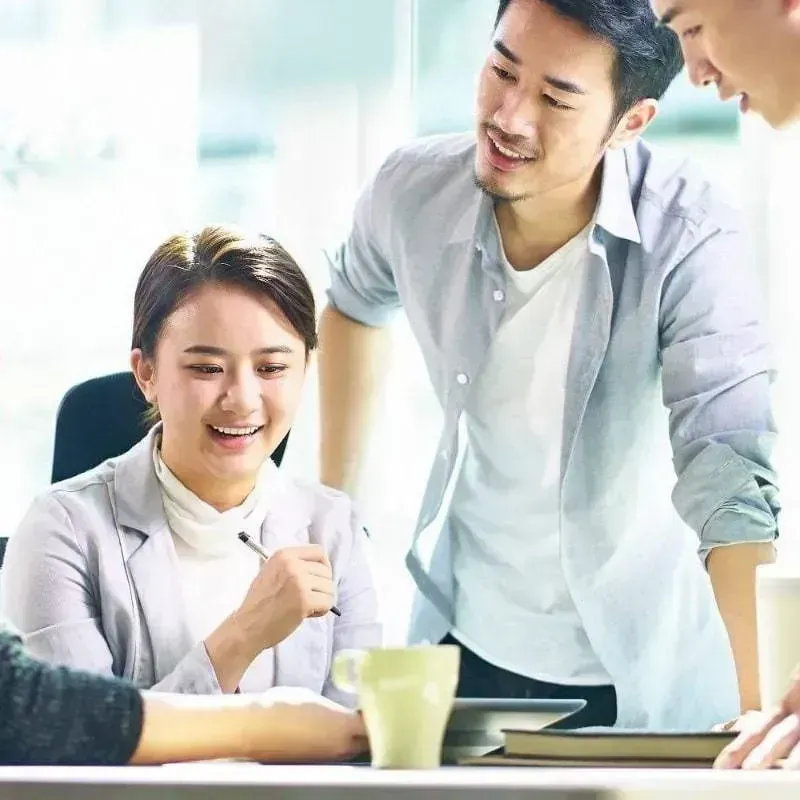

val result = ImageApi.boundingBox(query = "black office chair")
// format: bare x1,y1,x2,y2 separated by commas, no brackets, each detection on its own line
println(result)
51,371,289,483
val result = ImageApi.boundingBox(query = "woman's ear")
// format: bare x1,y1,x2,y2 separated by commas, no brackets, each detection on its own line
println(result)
131,349,157,404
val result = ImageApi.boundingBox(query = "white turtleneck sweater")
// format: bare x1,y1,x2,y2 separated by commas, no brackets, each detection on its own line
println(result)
152,442,276,691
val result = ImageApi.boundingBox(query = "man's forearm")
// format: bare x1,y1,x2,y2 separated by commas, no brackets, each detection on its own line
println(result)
318,304,391,495
708,541,777,712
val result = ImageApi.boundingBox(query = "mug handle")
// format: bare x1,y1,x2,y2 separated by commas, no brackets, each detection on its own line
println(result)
332,649,367,694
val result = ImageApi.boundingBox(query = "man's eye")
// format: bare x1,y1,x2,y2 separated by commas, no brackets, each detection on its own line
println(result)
543,95,572,111
258,364,286,375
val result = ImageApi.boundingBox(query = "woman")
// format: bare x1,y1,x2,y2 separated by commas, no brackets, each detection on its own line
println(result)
0,626,365,765
1,225,381,702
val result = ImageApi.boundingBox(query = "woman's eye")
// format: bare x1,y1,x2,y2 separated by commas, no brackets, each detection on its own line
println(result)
189,365,222,375
682,25,702,40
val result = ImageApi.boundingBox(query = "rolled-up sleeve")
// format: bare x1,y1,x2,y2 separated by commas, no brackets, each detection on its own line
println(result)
325,156,402,327
659,225,779,562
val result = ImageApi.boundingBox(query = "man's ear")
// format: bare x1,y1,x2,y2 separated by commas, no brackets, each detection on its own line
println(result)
606,98,659,149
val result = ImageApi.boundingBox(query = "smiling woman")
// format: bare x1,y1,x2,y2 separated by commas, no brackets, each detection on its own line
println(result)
0,224,382,702
130,228,318,511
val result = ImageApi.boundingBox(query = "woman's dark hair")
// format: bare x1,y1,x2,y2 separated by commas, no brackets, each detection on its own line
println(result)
495,0,684,124
132,224,318,359
132,225,317,425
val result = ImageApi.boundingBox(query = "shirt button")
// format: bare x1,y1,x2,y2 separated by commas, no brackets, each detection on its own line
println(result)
456,373,469,386
493,289,505,302
440,450,449,460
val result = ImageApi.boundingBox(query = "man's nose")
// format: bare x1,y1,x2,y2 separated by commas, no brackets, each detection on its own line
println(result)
685,52,720,89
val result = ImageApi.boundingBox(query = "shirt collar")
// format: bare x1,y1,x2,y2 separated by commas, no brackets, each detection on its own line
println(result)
594,146,641,245
464,144,642,251
449,185,492,246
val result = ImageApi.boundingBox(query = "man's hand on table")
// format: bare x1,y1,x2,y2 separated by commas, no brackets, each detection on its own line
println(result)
715,672,800,770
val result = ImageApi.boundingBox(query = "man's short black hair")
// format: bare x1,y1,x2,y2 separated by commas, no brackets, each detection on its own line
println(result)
495,0,683,122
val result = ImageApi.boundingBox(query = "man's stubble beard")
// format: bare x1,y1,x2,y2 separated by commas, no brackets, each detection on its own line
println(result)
472,166,538,204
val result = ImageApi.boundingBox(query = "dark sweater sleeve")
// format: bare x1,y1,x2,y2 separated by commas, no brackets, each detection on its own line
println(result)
0,628,144,765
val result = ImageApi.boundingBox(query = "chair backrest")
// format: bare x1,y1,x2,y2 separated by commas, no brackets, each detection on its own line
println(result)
51,372,289,483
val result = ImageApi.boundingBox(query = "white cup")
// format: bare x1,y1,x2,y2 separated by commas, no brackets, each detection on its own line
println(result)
757,563,800,710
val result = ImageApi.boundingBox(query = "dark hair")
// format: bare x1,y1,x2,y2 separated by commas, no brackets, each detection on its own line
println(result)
132,224,318,359
495,0,683,122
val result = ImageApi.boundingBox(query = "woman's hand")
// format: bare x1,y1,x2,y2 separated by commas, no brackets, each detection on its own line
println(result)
233,545,335,651
205,546,335,692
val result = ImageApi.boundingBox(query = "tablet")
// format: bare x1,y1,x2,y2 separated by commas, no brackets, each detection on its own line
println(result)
443,697,587,761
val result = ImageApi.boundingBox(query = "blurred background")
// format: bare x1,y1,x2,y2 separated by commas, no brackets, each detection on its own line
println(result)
1,0,795,642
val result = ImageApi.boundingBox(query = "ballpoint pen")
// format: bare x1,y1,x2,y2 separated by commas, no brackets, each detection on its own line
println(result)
237,531,342,617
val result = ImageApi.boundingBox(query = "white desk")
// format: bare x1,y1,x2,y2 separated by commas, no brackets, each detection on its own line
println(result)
0,766,797,800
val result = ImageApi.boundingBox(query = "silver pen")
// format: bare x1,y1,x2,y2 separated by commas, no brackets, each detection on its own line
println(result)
237,532,341,617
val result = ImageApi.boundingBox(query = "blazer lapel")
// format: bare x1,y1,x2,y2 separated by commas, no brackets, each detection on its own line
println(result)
114,435,329,691
263,473,330,691
114,428,194,683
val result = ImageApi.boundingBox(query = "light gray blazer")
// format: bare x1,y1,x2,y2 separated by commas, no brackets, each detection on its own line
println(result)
0,429,381,705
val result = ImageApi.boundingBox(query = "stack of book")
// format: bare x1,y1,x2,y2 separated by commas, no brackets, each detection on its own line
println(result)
462,728,737,768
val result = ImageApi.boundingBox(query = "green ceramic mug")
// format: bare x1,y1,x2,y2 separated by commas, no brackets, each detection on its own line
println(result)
332,645,460,769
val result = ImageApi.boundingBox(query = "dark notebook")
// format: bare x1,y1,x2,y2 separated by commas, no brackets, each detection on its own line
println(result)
461,728,737,768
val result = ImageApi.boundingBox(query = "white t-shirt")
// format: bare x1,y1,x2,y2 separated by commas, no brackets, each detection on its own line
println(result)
450,218,612,686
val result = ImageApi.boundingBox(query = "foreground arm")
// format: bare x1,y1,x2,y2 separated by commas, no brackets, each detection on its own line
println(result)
0,628,365,765
0,628,142,765
132,687,367,765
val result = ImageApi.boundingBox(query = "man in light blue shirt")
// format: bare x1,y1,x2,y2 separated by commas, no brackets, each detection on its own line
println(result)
319,0,779,730
653,0,800,768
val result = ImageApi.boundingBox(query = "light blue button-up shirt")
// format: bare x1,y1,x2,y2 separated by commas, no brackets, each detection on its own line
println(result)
327,133,780,730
